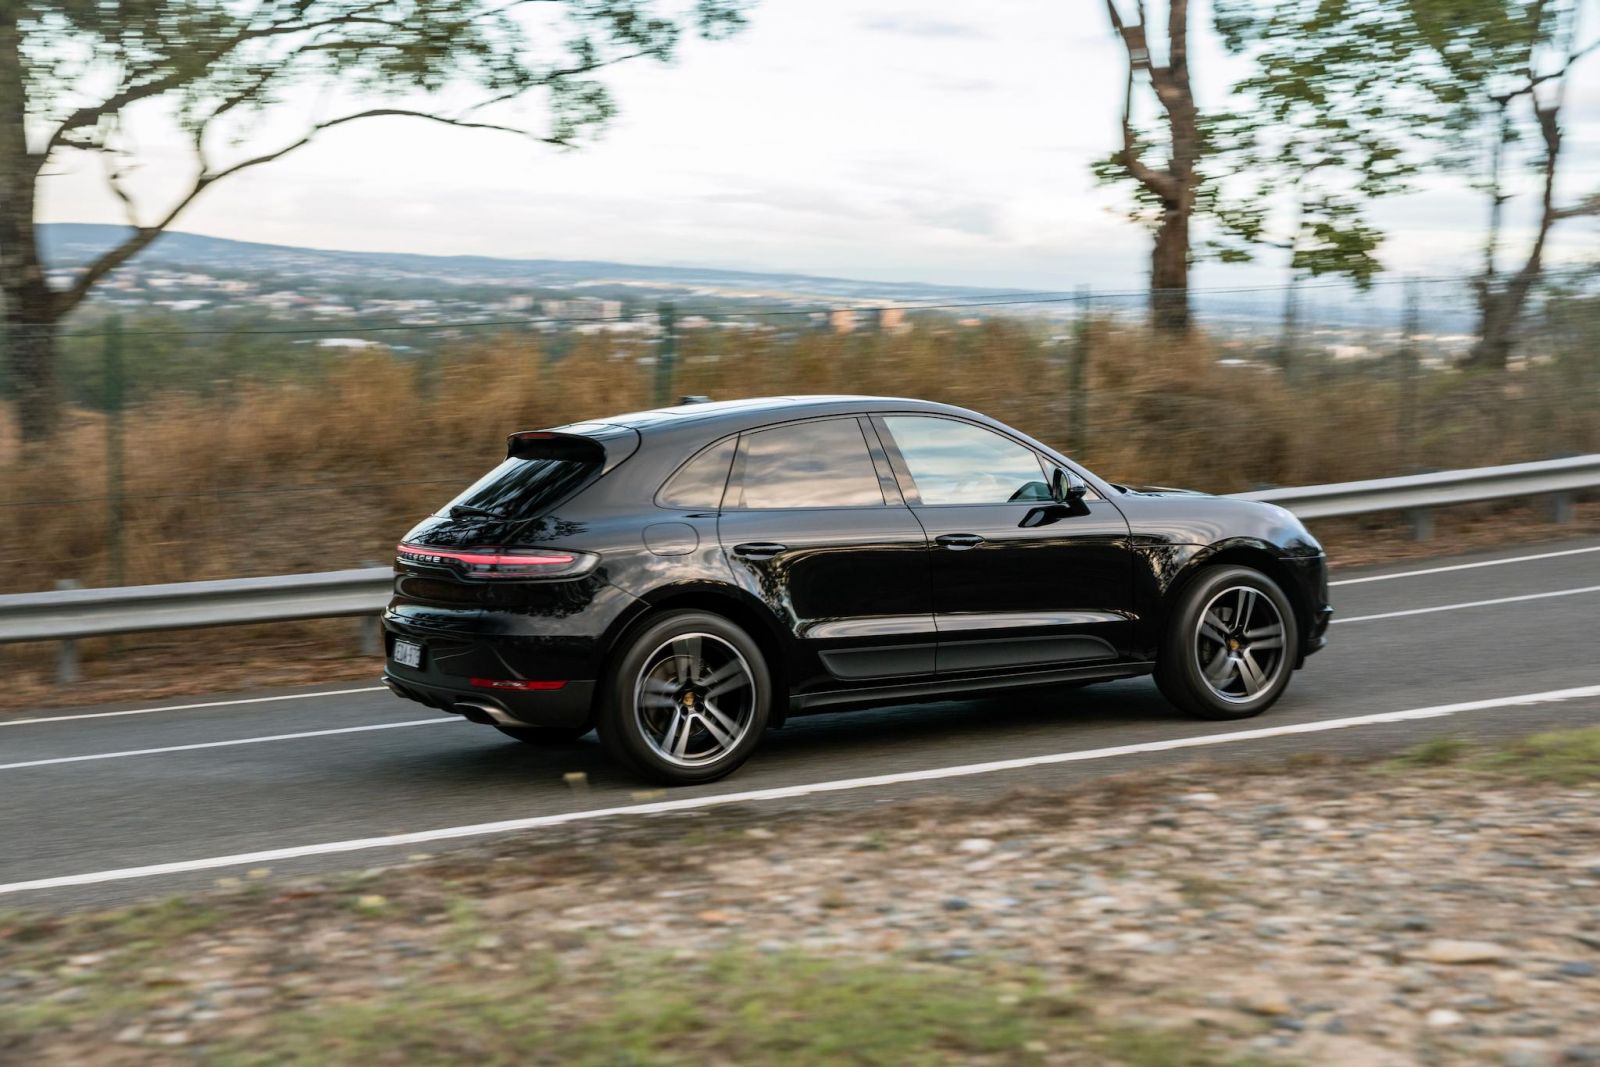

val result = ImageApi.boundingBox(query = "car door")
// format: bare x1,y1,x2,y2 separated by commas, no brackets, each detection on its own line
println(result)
717,415,935,688
872,413,1134,675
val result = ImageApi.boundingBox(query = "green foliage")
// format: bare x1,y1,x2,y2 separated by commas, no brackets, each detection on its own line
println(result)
16,1,751,150
1093,1,1414,287
1211,0,1580,267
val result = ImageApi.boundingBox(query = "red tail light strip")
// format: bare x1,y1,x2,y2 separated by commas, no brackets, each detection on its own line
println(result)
469,678,568,691
397,544,575,567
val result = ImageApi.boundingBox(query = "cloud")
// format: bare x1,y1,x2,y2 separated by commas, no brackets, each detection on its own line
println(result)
927,76,1002,94
859,14,990,39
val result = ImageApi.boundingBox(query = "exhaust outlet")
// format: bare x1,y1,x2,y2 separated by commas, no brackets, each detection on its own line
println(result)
451,701,517,726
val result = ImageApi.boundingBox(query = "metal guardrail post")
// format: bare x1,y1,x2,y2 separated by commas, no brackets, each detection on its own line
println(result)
1407,508,1434,542
1552,492,1575,524
358,561,382,655
55,579,81,684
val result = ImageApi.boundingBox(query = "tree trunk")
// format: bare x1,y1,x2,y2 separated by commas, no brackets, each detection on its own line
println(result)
1467,100,1562,371
0,12,60,442
1470,268,1539,371
4,299,60,443
1150,202,1191,334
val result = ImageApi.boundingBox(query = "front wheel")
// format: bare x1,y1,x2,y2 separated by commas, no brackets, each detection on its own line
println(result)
1155,566,1299,721
596,610,771,785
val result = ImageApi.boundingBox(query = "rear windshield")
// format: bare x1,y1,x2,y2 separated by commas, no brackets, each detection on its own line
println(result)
441,455,598,520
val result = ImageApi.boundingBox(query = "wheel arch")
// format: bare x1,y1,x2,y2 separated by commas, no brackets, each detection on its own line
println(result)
596,582,792,722
1163,541,1312,662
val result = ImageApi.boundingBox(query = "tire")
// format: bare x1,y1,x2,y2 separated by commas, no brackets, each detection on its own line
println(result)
493,724,592,745
596,610,772,785
1155,565,1299,721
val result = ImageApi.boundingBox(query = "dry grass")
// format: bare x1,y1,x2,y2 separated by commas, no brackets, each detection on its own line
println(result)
1,320,1595,599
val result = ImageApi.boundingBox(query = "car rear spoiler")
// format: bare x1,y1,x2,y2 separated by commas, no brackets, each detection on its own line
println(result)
506,425,641,472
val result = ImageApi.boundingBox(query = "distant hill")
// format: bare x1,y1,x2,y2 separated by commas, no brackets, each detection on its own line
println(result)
39,223,1023,304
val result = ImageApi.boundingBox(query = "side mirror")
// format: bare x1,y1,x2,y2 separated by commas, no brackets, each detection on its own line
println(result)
1050,467,1088,504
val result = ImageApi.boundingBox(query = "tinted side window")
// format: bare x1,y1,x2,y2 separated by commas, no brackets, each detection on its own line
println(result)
883,416,1048,505
658,438,736,508
736,418,885,509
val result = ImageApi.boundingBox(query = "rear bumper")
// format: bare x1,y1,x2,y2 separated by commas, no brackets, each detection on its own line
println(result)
382,671,596,728
381,607,611,728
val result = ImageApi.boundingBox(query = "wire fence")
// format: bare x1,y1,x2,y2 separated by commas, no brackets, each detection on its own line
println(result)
1,269,1598,594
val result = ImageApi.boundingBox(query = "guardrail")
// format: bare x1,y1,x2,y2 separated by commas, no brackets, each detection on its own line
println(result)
1,455,1595,680
1236,454,1600,533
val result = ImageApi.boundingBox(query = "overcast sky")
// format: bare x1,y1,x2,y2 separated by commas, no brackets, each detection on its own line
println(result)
37,0,1600,292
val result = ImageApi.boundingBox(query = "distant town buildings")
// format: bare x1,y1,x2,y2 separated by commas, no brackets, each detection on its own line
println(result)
541,298,622,321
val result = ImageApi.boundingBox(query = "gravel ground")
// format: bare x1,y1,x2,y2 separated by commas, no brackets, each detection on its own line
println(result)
3,734,1599,1065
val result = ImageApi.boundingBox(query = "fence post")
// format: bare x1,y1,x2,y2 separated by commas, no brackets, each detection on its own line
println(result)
1067,286,1090,456
1279,276,1300,383
56,578,81,684
1397,276,1420,474
416,349,437,404
654,302,678,407
104,317,126,591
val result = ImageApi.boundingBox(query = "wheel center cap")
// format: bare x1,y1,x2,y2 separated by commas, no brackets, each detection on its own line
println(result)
681,690,697,707
1228,638,1242,652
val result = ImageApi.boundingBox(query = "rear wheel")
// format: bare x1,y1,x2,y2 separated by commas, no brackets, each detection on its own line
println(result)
493,724,591,745
596,610,771,785
1155,566,1298,720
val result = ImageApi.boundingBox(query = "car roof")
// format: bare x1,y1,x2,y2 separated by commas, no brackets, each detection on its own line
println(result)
554,395,962,437
550,395,972,441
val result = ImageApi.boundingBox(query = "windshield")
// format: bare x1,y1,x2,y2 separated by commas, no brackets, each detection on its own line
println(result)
441,455,599,520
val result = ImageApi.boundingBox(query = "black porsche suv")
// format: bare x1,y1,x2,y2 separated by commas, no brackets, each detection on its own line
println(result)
383,395,1331,784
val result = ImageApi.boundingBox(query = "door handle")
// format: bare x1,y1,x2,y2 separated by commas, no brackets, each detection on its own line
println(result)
935,533,985,550
732,542,788,560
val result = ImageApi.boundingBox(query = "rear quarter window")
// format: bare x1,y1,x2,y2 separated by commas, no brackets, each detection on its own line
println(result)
658,438,737,509
733,418,885,509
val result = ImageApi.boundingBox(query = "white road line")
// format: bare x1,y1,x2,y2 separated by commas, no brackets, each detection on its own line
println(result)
1333,584,1600,624
0,687,389,729
1331,544,1600,586
0,718,460,772
4,682,1598,898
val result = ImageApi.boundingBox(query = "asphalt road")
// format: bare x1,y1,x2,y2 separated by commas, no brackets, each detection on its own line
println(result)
3,538,1599,909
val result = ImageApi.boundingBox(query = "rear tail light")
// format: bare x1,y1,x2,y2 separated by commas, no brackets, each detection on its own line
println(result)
396,543,598,580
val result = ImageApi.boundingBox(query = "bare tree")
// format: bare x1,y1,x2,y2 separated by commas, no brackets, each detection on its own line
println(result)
1101,0,1199,334
1471,22,1600,368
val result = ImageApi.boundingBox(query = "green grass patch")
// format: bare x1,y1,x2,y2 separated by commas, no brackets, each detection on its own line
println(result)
1388,727,1600,784
1390,735,1472,768
193,949,1270,1067
1474,727,1600,784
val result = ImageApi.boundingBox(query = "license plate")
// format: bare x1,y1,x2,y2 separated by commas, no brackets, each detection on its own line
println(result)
392,639,424,669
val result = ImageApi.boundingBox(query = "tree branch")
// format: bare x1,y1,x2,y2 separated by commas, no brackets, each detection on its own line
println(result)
52,106,557,317
1105,0,1181,202
40,4,399,158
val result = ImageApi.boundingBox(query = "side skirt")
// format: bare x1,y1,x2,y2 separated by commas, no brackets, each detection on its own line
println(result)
786,661,1154,717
